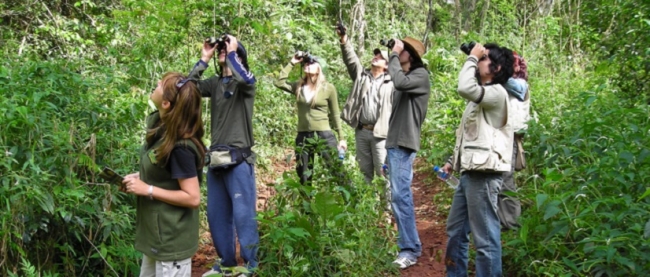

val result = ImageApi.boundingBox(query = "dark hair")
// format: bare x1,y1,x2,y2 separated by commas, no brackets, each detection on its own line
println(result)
484,43,515,85
218,41,250,75
405,45,425,71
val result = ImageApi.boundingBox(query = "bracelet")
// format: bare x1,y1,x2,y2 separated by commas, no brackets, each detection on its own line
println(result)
148,185,153,200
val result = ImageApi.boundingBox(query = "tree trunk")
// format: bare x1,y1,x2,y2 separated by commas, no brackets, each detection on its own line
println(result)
352,0,366,56
423,0,434,50
479,0,491,36
454,0,461,38
462,0,477,32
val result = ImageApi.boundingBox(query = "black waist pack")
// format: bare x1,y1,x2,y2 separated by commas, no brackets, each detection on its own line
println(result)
208,145,252,170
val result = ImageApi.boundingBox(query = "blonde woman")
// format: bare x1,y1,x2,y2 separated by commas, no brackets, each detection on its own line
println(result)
274,53,347,184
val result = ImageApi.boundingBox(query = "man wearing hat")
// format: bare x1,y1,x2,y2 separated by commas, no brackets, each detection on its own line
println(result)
188,34,259,277
337,26,394,190
385,36,431,269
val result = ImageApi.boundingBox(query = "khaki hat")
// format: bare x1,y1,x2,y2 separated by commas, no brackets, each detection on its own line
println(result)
402,37,426,60
373,48,390,61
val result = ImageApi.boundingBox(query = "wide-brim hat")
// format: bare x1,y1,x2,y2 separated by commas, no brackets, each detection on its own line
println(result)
373,48,390,61
402,37,426,60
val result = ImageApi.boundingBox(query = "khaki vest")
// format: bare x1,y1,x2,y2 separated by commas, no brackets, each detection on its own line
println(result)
452,92,514,173
509,90,531,133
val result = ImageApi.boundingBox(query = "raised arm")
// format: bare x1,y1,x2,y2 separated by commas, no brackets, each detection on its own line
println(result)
225,52,256,95
224,35,256,97
388,53,430,94
273,62,298,94
457,56,507,110
339,36,364,80
188,60,215,97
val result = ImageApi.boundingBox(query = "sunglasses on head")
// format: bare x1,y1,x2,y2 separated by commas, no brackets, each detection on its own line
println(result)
176,78,190,90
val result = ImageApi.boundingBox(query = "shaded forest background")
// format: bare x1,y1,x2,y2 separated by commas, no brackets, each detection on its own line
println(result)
1,0,649,276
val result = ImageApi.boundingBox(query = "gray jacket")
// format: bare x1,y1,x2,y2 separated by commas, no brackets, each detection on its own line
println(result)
385,53,431,152
339,39,393,139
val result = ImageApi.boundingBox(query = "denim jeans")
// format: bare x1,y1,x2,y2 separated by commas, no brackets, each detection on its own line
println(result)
387,147,421,259
445,171,502,277
206,162,259,271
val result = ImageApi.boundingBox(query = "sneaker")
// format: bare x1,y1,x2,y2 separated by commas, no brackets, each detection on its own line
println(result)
392,256,417,269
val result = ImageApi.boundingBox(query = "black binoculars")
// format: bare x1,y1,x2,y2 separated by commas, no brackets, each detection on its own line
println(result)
380,39,395,49
460,41,476,55
294,51,316,64
205,34,229,49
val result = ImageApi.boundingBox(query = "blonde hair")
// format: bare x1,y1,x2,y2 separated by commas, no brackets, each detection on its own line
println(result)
296,63,326,108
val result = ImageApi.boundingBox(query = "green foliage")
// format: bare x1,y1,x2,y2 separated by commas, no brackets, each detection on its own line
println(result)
2,0,650,276
581,0,650,103
503,84,650,276
257,139,397,276
0,57,143,275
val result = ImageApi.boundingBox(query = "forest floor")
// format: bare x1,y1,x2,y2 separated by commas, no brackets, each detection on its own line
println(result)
190,157,450,277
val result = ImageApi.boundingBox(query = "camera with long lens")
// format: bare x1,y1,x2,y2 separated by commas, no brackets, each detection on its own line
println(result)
460,41,476,55
379,39,395,49
294,51,316,64
205,34,229,50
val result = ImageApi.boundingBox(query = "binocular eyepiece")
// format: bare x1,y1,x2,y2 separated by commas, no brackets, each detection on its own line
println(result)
380,39,395,49
205,34,230,49
295,51,316,64
460,41,476,55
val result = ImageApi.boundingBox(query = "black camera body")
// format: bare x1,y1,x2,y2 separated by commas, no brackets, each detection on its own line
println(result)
205,34,229,49
380,39,395,49
295,51,316,64
460,41,476,55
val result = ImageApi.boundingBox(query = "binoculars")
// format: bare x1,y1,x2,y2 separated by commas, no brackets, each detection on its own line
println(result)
294,51,316,64
205,34,229,49
379,39,395,49
460,41,476,55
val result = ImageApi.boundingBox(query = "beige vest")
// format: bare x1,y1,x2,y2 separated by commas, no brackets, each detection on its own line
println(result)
452,90,514,173
509,90,531,133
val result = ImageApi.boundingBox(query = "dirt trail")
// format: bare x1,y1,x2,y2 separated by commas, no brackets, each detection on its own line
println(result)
191,158,450,277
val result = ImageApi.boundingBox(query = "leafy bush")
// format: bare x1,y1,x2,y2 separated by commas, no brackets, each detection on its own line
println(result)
503,83,650,276
257,140,397,277
0,57,144,275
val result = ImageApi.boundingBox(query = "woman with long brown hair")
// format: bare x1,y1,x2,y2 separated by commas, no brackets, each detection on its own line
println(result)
122,72,206,277
274,53,347,184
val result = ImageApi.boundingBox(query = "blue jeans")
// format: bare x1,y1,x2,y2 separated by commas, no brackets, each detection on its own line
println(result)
387,147,421,259
206,162,259,271
445,171,502,277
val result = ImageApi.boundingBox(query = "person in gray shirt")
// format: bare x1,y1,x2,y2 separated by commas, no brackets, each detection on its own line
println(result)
337,25,394,193
384,36,431,269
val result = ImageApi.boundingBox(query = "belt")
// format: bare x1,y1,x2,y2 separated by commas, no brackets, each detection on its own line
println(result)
361,124,375,131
